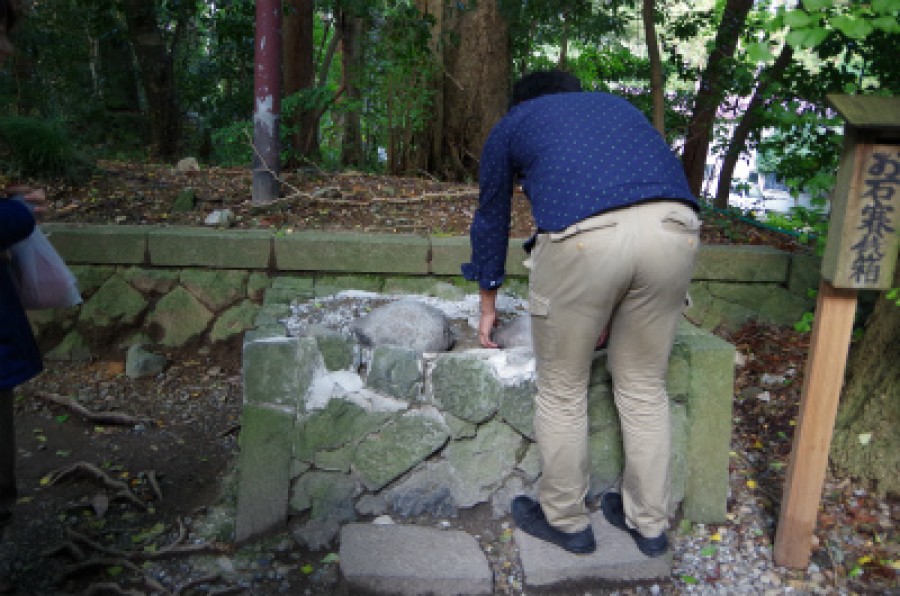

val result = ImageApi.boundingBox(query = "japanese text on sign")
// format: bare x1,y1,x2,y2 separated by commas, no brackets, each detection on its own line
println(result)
849,149,898,285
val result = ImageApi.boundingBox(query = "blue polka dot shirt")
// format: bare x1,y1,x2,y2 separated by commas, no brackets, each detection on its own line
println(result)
461,91,697,290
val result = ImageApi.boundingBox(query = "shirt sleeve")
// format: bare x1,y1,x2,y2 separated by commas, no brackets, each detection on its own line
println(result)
0,200,36,251
461,120,514,290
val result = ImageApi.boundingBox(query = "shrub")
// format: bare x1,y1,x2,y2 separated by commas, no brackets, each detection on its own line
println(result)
0,116,92,181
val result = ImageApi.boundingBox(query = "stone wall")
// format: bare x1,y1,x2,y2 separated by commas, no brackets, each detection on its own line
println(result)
33,225,820,359
236,317,735,547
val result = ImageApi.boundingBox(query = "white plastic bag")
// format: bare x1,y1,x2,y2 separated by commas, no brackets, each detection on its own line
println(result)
9,226,82,310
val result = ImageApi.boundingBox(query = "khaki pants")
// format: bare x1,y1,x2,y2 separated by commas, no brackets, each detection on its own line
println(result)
528,200,699,536
0,388,14,512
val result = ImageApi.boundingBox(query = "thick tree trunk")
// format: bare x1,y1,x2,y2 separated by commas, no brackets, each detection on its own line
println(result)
338,9,365,168
441,0,510,180
681,0,754,198
284,0,320,165
119,0,181,159
642,0,665,135
714,44,794,209
830,264,900,496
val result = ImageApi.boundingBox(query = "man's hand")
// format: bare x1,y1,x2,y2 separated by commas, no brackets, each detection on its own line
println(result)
478,288,499,348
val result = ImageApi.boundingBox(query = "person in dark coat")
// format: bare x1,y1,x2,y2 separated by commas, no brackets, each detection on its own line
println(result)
0,0,45,537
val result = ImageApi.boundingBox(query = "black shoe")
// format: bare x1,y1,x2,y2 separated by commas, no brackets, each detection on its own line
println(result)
600,492,668,557
511,496,596,554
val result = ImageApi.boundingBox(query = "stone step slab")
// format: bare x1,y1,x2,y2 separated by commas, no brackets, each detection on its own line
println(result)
339,523,493,595
515,508,672,588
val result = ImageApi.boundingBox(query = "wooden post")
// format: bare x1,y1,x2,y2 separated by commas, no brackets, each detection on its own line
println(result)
774,95,900,568
773,279,857,567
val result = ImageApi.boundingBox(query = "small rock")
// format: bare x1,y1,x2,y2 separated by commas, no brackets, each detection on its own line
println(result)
205,209,234,227
125,344,168,379
176,157,200,173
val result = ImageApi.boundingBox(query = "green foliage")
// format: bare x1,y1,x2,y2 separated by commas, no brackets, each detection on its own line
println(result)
794,311,816,333
886,288,900,307
0,116,92,181
210,121,252,167
762,206,829,253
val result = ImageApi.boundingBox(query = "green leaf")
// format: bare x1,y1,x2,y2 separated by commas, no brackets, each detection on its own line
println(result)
681,574,700,584
746,42,775,63
106,566,124,577
301,564,314,574
831,15,874,39
784,9,813,28
786,27,829,49
55,414,69,424
701,545,718,557
321,552,340,564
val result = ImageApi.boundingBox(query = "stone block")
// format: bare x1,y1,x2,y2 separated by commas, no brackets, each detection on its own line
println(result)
148,227,271,268
787,253,822,299
497,379,536,439
429,236,470,276
146,286,214,347
432,353,501,423
122,267,180,295
294,398,394,461
180,269,249,311
693,244,790,283
290,470,358,519
210,300,259,343
516,508,671,588
242,336,320,409
70,265,117,297
669,403,688,514
441,420,523,507
682,333,735,523
44,224,147,265
275,231,429,274
235,405,295,542
78,275,146,328
352,410,450,491
429,235,530,279
340,523,493,595
367,345,422,401
310,328,356,371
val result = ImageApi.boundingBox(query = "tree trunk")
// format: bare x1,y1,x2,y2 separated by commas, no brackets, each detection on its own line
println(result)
414,0,444,174
283,0,320,165
830,264,900,496
338,8,365,168
642,0,665,135
714,44,794,209
681,0,754,198
119,0,181,159
441,0,510,180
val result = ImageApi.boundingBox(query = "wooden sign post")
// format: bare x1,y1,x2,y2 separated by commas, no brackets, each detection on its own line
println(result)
774,95,900,568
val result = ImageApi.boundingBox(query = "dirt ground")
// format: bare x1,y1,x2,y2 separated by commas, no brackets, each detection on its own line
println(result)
1,162,894,595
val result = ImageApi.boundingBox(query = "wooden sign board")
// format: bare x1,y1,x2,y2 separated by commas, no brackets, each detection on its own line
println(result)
821,141,900,289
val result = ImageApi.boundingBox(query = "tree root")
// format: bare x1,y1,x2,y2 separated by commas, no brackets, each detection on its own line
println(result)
47,462,148,510
34,392,154,427
52,520,233,595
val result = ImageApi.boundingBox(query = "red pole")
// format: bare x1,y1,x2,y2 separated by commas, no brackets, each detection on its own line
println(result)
253,0,282,203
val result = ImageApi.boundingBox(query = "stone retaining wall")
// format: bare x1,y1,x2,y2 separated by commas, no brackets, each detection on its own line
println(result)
34,225,819,358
